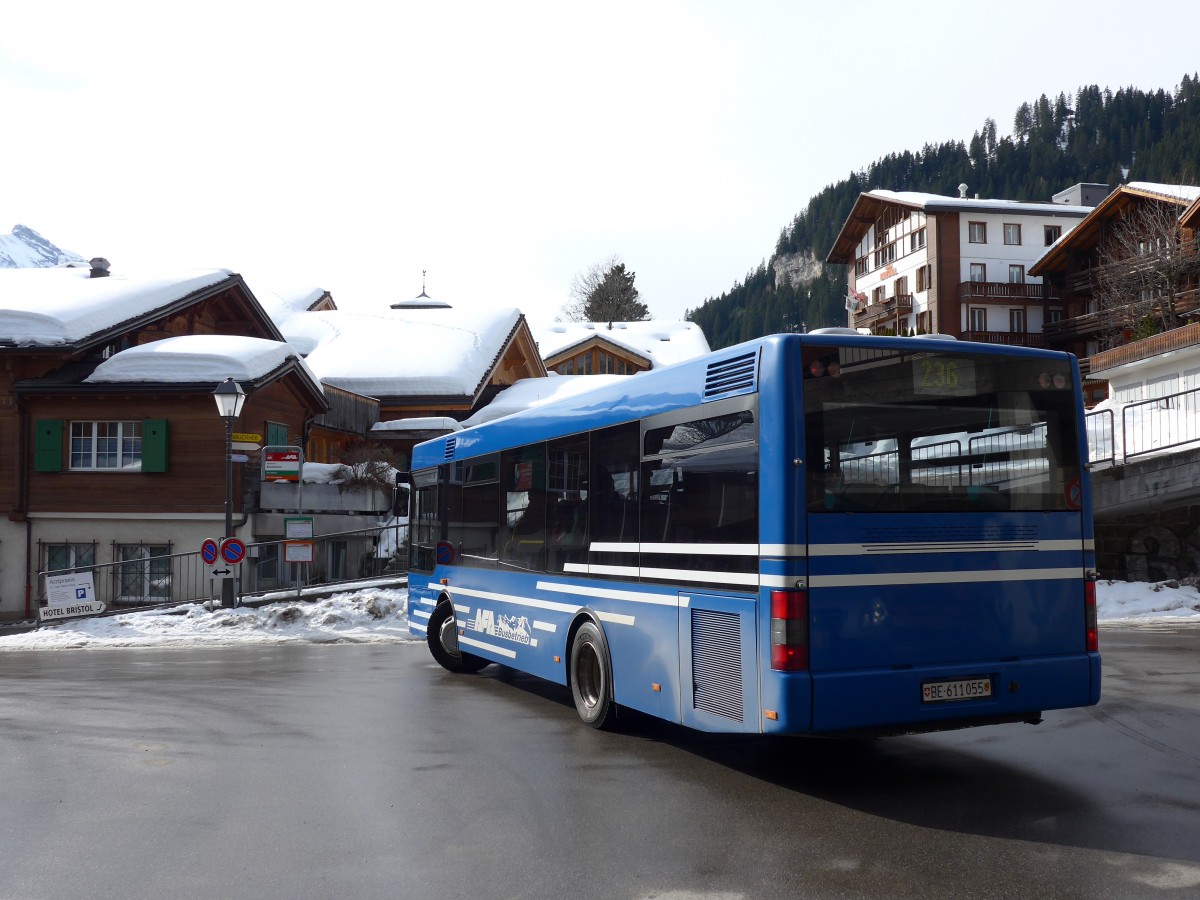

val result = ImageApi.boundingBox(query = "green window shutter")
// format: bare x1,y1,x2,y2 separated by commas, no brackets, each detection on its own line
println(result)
267,422,289,446
142,419,169,473
34,419,63,473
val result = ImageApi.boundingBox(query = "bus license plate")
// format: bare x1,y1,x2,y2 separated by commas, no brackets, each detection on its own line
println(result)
922,677,992,703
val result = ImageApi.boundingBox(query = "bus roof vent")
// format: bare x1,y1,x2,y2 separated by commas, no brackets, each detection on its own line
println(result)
704,351,758,400
444,437,457,460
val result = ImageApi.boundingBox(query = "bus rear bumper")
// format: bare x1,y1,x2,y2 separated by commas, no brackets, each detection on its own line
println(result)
808,653,1099,735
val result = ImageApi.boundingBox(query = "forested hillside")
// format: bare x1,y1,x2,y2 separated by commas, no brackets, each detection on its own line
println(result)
686,76,1200,350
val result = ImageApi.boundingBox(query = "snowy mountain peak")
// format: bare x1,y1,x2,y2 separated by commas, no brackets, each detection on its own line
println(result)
0,225,86,268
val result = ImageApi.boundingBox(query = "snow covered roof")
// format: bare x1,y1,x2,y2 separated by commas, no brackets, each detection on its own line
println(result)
0,265,236,347
534,320,710,369
1124,182,1200,204
251,283,332,326
282,306,524,399
85,334,321,388
372,416,462,433
864,189,1092,217
459,374,631,427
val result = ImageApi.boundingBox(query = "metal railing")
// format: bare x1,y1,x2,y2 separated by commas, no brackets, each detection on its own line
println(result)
36,523,408,615
1085,383,1200,466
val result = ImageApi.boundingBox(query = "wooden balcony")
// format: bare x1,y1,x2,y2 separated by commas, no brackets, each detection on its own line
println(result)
963,331,1046,348
1088,322,1200,375
1042,311,1103,340
853,293,913,325
958,281,1061,303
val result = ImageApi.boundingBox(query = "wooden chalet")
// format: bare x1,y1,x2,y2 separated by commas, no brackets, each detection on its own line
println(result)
0,265,329,621
289,303,547,474
1030,182,1200,401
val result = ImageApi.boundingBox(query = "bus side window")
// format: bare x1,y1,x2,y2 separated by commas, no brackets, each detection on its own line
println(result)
500,445,548,570
590,424,640,545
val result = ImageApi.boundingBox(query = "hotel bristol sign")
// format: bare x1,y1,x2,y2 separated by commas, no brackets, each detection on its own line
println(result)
40,572,106,623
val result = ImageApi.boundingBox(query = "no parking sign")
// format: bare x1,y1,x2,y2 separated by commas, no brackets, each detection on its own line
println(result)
220,538,247,565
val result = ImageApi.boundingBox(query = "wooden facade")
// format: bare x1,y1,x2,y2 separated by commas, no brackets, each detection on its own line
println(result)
0,270,328,620
544,335,651,376
1032,184,1200,363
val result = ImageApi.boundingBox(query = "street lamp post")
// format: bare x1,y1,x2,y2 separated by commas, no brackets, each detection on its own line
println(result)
212,378,246,609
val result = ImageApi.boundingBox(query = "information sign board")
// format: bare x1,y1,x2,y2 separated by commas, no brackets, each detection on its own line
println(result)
285,517,314,540
263,446,302,482
284,541,315,563
40,572,106,622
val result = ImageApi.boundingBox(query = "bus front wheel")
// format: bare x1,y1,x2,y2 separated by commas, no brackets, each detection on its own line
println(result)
569,621,616,729
428,602,490,674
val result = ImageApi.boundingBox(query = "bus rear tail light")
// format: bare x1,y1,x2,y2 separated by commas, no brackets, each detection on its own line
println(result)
1084,580,1099,652
770,589,809,671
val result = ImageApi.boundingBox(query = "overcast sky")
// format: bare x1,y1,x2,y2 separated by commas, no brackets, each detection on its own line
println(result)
2,1,1195,326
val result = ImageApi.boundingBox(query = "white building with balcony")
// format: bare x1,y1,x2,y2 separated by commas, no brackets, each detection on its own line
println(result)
827,185,1099,344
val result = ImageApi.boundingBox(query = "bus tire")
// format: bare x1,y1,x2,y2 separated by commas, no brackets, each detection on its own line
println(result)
427,602,490,674
570,620,616,729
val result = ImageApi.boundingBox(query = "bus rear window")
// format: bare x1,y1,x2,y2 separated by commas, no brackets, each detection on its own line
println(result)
802,346,1081,513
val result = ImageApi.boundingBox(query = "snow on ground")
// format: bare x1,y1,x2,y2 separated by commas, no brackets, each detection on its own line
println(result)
0,585,416,652
1,579,1197,653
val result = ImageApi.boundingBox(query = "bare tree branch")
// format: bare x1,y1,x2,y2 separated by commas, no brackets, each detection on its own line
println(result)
1091,200,1200,349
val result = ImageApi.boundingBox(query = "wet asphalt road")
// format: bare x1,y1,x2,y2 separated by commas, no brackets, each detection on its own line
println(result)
2,627,1199,899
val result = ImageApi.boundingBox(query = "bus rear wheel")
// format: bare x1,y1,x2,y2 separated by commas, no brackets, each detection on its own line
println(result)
570,621,616,729
427,602,490,674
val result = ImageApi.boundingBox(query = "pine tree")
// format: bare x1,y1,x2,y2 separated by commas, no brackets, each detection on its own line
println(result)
583,264,649,322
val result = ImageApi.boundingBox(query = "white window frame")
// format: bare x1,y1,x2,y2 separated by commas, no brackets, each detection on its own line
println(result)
1008,265,1025,284
969,307,987,331
968,222,987,244
70,420,143,471
1009,309,1026,333
970,263,987,283
1003,223,1022,245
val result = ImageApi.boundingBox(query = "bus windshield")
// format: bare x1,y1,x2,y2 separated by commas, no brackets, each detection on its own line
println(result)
803,344,1081,513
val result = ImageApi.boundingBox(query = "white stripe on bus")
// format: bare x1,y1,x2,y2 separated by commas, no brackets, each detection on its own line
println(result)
448,584,639,627
563,563,759,587
459,635,518,659
536,580,680,606
588,542,804,557
810,539,1085,556
809,567,1083,588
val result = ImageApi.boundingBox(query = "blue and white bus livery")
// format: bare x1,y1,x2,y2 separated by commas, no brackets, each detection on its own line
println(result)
406,332,1101,736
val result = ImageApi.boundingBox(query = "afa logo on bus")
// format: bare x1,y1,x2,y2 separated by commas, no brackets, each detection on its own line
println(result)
471,609,534,647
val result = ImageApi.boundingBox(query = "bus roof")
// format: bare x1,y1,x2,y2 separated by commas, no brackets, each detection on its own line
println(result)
410,333,1077,470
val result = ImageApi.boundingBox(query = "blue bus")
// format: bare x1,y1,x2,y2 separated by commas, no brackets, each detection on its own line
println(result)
406,333,1100,735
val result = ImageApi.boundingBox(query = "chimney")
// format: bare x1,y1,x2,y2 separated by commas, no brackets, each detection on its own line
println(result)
958,184,969,199
89,257,111,278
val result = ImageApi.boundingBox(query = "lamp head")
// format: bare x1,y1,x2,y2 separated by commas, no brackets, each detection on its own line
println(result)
213,378,246,420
